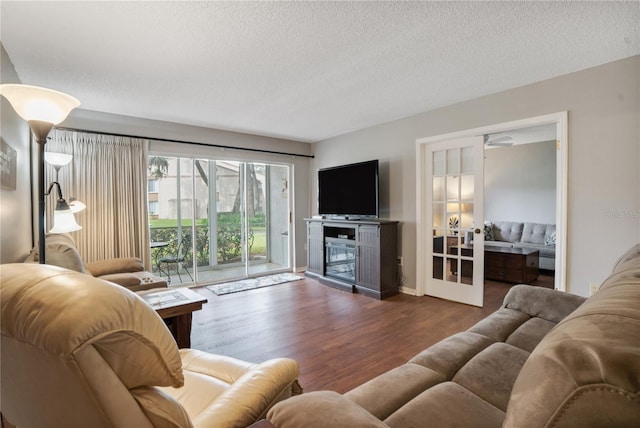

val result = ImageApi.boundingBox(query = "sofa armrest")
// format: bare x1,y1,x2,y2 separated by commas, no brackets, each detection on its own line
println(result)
503,284,586,324
267,391,388,428
85,257,144,277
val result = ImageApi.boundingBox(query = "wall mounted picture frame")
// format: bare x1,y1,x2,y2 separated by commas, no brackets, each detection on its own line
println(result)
0,137,17,190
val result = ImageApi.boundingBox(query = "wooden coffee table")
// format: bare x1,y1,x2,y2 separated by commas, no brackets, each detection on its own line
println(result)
485,246,539,283
450,245,540,284
138,287,207,348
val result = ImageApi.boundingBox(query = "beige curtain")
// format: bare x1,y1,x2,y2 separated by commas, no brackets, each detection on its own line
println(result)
46,129,151,269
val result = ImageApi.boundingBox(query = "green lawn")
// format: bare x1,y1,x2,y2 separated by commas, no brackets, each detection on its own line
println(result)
149,218,207,228
150,219,267,256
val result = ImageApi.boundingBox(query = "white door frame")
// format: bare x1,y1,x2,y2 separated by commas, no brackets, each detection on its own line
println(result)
416,112,568,296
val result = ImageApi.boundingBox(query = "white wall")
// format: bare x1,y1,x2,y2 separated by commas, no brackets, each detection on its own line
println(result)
312,55,640,297
484,141,556,224
47,109,313,271
0,43,32,263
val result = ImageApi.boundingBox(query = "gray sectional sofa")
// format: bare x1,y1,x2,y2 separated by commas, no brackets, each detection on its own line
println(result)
265,244,640,427
467,221,556,271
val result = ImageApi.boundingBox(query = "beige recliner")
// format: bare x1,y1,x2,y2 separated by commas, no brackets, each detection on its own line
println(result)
0,263,301,428
24,233,167,291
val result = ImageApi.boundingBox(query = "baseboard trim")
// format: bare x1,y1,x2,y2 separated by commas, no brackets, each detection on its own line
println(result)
400,286,418,296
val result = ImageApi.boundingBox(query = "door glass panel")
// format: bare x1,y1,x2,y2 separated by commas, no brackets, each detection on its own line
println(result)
433,255,444,280
262,164,291,272
461,175,474,200
461,203,474,230
433,151,445,176
446,148,459,175
248,163,291,275
433,202,444,229
432,228,445,279
461,146,474,174
446,176,459,200
433,177,445,201
177,158,195,285
193,159,210,282
216,161,245,281
148,155,176,280
460,244,474,285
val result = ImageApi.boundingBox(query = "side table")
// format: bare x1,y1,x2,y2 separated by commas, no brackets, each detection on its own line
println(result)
138,287,207,348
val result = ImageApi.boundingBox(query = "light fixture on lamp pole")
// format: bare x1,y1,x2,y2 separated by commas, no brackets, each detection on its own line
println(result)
45,152,86,213
0,84,80,264
45,181,82,234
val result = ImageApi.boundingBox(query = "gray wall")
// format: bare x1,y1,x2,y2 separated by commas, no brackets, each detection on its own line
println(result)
0,43,32,263
59,109,313,271
312,55,640,297
484,141,556,224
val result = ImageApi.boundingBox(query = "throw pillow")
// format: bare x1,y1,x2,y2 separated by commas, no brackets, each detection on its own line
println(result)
545,231,557,246
484,222,495,241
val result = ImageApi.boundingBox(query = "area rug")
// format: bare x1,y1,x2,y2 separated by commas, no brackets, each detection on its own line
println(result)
206,273,304,295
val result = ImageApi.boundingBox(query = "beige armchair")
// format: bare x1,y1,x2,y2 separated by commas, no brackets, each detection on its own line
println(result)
24,233,167,291
0,264,301,428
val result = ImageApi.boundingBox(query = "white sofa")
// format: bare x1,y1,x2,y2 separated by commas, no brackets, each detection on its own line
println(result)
467,221,556,271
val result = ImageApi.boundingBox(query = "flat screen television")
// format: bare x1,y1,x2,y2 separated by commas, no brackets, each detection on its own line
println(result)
318,159,379,219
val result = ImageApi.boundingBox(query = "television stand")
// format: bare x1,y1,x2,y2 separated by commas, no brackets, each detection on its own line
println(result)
305,218,399,299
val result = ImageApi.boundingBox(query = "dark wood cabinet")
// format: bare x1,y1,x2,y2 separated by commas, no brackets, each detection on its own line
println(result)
485,247,539,283
305,219,399,299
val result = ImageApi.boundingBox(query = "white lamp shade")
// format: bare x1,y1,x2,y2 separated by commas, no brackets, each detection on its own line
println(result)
49,209,82,233
45,152,73,167
69,199,86,213
0,84,80,124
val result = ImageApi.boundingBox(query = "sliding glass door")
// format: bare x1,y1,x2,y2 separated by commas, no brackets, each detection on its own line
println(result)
148,156,291,286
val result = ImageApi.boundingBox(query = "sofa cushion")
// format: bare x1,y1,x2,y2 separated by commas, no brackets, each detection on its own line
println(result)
492,221,524,244
544,230,557,246
484,222,495,241
86,257,145,276
467,308,531,343
408,332,495,379
505,317,557,353
131,386,193,428
345,363,446,420
25,233,88,274
453,342,530,411
100,272,143,287
384,382,504,428
521,223,555,246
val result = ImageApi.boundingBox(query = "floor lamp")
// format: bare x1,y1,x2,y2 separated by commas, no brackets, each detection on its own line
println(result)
0,84,80,263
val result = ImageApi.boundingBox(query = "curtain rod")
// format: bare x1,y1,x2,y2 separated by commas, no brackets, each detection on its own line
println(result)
53,126,315,159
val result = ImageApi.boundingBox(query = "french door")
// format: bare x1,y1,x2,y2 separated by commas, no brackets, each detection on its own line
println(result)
421,136,485,306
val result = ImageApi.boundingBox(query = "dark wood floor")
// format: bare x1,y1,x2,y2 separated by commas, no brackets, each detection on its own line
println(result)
190,274,554,393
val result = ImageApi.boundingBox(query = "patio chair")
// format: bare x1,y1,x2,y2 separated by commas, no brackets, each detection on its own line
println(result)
158,234,194,284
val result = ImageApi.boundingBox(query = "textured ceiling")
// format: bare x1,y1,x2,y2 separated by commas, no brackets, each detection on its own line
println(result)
1,1,638,143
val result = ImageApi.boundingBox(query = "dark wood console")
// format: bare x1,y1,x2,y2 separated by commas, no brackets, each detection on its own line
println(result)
305,218,399,299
